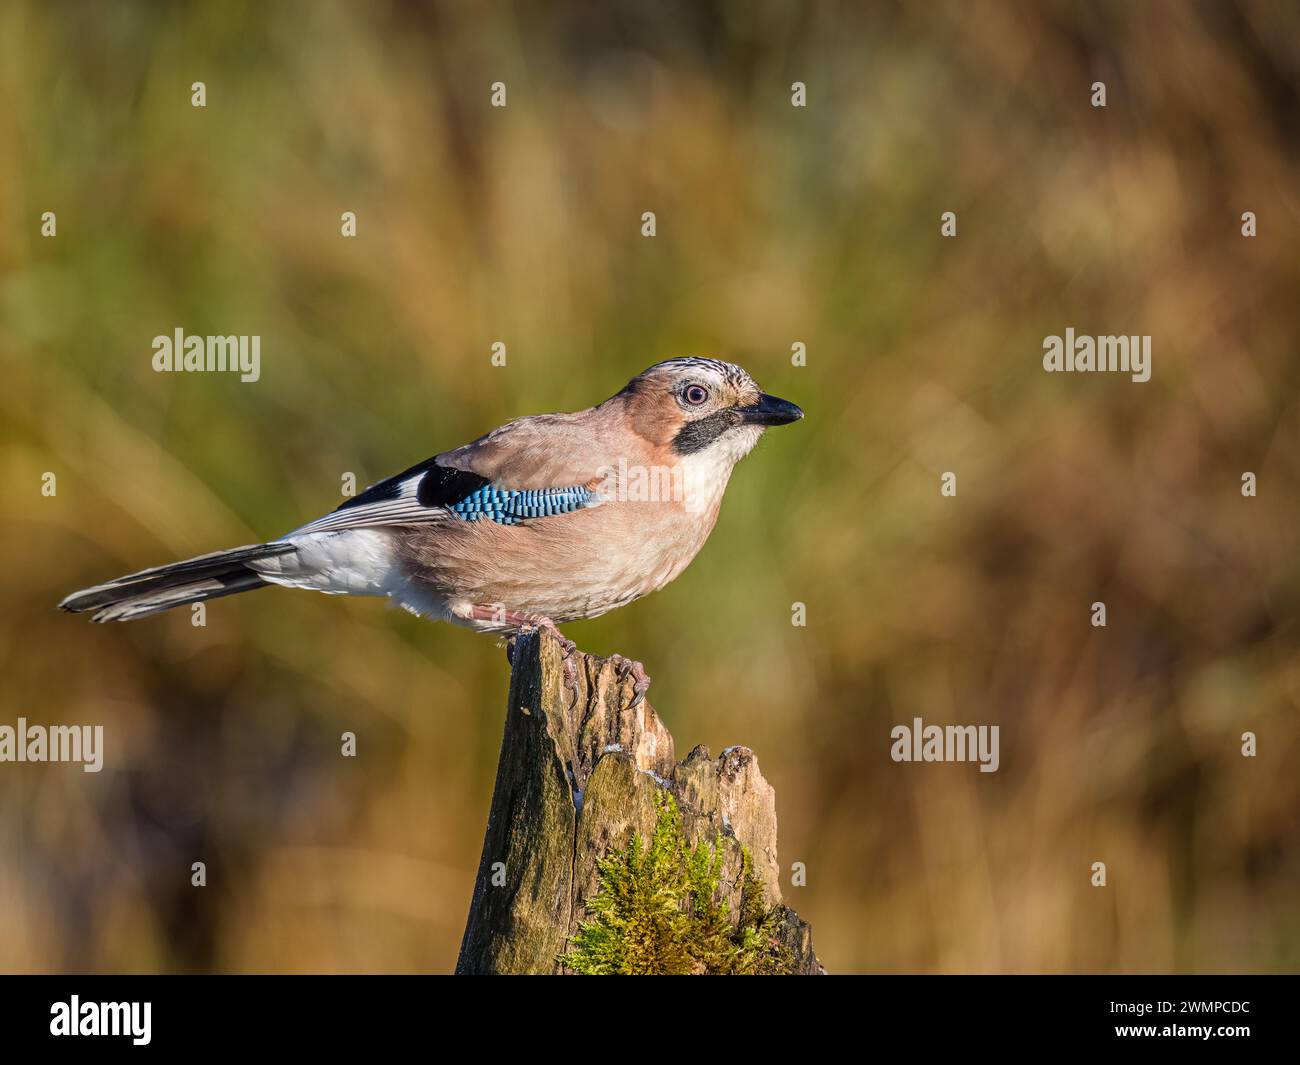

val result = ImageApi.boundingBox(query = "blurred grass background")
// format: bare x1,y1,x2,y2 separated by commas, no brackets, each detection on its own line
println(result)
2,0,1299,973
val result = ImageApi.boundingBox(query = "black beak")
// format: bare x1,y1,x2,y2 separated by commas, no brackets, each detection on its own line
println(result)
736,393,804,426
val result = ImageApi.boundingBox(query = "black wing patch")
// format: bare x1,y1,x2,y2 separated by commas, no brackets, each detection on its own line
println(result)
336,457,488,512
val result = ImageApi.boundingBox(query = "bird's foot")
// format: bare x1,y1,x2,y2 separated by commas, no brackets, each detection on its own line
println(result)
469,603,580,708
608,654,652,709
472,605,577,699
520,614,580,710
531,617,576,658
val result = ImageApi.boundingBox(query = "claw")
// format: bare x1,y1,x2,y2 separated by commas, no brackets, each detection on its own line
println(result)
628,675,651,709
609,654,652,710
559,653,581,710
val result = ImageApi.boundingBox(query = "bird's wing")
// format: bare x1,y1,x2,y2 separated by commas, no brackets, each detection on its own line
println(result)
284,457,488,536
434,410,618,488
283,413,615,538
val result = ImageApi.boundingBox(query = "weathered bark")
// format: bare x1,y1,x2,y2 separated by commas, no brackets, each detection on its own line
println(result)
456,630,823,974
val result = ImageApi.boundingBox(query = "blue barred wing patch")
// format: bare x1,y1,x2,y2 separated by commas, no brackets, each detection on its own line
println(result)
449,485,596,525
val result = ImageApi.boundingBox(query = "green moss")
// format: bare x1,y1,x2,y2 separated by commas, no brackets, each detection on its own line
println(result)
560,792,795,975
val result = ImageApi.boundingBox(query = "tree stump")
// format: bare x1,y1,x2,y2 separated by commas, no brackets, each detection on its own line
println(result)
456,629,823,974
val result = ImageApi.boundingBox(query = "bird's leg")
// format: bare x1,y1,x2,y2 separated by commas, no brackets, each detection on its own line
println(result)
469,605,580,708
608,654,652,710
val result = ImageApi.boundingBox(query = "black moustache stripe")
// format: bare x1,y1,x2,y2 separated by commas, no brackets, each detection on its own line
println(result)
672,410,739,454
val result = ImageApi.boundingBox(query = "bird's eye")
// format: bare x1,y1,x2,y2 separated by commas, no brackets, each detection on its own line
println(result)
683,384,710,406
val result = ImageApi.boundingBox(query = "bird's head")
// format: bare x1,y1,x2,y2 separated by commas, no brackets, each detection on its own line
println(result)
618,357,803,464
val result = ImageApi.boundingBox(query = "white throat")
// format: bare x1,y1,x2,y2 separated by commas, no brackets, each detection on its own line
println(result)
680,425,762,514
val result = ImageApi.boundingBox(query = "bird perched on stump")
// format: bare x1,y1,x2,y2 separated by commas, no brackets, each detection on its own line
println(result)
59,357,804,706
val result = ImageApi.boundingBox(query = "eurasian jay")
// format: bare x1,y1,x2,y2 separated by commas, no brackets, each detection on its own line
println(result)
59,357,803,704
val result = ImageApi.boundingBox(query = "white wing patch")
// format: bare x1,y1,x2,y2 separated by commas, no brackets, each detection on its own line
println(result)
281,471,452,538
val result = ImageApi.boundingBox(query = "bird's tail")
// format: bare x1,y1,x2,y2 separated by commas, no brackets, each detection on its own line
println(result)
58,542,298,623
